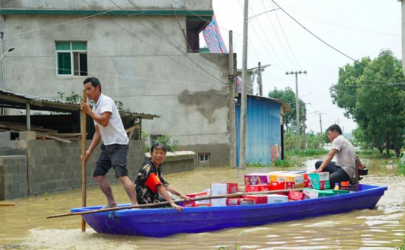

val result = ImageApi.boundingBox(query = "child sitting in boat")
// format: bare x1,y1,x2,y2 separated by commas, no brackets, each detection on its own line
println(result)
135,143,191,212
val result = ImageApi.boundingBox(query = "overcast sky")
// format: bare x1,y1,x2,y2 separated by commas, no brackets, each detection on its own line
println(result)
203,0,402,134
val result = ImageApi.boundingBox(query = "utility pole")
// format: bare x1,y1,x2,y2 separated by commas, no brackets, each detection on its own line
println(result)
286,71,307,152
240,0,248,169
302,103,311,149
319,113,325,148
258,62,262,96
228,30,236,169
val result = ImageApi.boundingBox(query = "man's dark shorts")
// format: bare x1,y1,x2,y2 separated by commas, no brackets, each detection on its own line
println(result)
93,144,129,178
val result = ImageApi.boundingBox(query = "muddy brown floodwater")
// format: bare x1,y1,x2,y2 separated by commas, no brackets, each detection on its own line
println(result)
0,159,404,249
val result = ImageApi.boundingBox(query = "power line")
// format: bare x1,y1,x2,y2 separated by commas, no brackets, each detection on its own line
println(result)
110,0,226,78
285,7,400,38
4,59,223,86
253,0,298,69
267,0,302,69
76,0,227,85
241,0,289,72
2,10,115,42
271,0,381,74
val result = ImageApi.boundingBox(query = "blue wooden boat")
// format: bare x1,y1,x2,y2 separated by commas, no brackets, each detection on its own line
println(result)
71,184,387,237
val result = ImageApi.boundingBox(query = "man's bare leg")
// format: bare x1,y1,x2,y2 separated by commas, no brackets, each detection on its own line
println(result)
94,175,117,207
118,176,138,205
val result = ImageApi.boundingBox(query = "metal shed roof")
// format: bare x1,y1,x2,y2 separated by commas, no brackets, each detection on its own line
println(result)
0,89,159,120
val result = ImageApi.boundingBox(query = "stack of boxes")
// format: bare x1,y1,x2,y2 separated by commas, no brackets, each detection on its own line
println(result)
211,183,238,207
181,171,352,208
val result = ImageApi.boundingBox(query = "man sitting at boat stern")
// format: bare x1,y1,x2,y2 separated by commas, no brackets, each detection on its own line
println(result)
135,143,191,212
313,124,357,188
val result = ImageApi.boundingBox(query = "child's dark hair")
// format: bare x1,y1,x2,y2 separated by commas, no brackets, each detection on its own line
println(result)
151,143,167,153
83,77,102,92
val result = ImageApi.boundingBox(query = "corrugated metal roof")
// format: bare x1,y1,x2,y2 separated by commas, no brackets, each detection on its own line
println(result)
0,89,159,120
247,94,291,113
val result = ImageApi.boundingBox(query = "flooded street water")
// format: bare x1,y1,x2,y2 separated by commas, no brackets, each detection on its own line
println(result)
1,159,404,250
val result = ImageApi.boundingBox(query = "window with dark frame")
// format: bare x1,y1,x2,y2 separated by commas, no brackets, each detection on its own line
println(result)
150,134,163,147
56,41,88,76
198,153,210,163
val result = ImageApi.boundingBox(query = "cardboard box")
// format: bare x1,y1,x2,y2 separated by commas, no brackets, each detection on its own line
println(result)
303,188,335,199
269,173,287,182
245,184,271,193
241,195,268,204
308,173,330,190
240,198,255,205
288,190,306,201
285,174,305,189
226,198,241,206
303,173,313,188
211,183,238,207
266,194,288,203
270,181,285,190
211,183,238,195
182,192,210,207
332,189,350,195
244,173,269,185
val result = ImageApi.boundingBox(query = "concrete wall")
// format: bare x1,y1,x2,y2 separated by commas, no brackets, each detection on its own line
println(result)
0,131,196,200
145,151,196,173
25,137,145,195
0,0,211,10
0,0,231,167
0,155,28,199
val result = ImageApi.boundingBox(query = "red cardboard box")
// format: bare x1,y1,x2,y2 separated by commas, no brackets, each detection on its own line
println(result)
245,184,271,193
182,192,210,207
226,198,241,206
241,195,268,204
303,173,313,188
270,181,285,190
288,190,306,201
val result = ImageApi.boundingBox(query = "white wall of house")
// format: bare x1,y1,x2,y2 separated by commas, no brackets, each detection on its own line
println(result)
0,0,232,166
0,0,211,10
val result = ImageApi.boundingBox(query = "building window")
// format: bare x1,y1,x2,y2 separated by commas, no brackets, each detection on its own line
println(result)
150,134,162,147
56,41,88,76
199,153,210,163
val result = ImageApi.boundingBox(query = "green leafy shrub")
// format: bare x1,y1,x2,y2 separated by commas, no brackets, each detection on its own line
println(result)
155,134,179,152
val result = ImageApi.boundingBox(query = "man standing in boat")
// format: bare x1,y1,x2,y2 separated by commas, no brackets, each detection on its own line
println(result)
314,124,361,188
135,143,191,212
81,77,138,208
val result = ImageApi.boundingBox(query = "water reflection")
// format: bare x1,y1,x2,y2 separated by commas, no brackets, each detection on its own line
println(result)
0,162,404,249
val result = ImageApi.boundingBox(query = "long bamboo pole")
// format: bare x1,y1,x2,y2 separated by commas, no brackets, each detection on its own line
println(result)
81,89,87,232
47,188,304,219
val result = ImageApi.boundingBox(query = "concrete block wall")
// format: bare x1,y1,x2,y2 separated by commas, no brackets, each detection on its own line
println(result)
144,151,196,173
0,130,195,200
0,155,28,199
27,139,145,196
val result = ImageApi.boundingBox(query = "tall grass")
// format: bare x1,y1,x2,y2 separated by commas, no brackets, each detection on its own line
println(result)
285,148,328,157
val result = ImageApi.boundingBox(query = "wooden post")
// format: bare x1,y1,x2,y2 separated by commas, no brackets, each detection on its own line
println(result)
81,89,87,232
26,102,31,131
229,30,236,169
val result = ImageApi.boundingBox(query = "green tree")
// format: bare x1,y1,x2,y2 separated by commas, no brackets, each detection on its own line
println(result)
331,49,405,157
268,87,307,133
